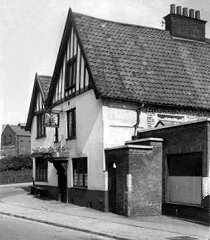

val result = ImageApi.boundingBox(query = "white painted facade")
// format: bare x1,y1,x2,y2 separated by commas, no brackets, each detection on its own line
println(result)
31,90,210,193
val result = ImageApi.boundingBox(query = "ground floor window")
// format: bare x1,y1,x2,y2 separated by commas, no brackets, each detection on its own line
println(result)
35,157,48,181
167,152,202,176
73,157,87,188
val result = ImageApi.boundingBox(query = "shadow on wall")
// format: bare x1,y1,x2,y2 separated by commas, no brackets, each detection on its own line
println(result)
202,195,210,209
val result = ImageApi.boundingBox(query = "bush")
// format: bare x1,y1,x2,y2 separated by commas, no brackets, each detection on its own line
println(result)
0,155,32,172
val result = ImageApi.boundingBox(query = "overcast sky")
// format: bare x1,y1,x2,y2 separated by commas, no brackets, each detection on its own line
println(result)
0,0,210,126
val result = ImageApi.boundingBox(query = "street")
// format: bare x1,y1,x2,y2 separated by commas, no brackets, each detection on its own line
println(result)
0,183,208,240
0,214,112,240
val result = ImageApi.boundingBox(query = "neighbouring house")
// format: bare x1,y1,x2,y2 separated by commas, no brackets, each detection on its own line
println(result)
1,123,31,157
26,4,210,223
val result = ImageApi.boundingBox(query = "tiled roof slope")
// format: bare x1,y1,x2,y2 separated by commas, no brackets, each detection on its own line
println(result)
10,125,30,137
73,12,210,110
37,75,52,100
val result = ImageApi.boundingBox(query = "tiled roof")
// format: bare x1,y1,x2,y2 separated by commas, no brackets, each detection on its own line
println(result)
72,12,210,110
37,75,52,100
10,125,30,136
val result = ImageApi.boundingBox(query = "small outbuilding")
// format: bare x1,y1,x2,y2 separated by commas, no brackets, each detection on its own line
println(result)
105,120,210,224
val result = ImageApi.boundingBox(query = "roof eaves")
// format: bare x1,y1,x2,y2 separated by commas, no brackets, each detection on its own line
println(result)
71,12,104,99
101,96,210,113
25,75,39,131
46,9,72,107
36,74,46,102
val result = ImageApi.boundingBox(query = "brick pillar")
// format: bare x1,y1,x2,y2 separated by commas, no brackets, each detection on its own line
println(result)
127,174,132,216
128,139,163,216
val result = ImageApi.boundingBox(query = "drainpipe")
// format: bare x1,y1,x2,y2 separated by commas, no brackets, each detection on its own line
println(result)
133,103,144,137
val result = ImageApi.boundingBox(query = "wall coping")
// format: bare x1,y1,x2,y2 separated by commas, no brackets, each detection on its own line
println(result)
139,119,210,135
125,137,163,145
105,145,153,151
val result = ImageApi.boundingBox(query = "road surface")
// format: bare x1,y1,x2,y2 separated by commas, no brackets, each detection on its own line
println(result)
0,214,112,240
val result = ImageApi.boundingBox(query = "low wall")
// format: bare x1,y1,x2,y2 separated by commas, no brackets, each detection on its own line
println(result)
0,169,32,184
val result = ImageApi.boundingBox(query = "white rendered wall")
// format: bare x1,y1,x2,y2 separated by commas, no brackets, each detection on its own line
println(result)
31,115,58,186
102,102,148,148
102,100,210,148
52,90,106,191
103,106,137,148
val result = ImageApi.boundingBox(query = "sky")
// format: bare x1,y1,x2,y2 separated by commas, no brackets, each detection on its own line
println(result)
0,0,210,126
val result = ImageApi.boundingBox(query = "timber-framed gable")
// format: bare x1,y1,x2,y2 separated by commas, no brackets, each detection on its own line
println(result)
47,9,99,109
26,74,51,131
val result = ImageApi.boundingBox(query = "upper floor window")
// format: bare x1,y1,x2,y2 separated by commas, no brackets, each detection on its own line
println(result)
65,56,77,91
67,108,76,139
54,127,58,143
37,113,46,138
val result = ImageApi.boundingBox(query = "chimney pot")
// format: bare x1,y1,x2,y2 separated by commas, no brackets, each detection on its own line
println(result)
176,6,182,15
183,8,188,17
189,9,195,18
170,4,176,14
164,4,206,41
195,10,201,20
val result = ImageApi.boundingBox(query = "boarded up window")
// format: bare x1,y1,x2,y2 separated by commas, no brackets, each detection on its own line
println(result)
167,152,202,176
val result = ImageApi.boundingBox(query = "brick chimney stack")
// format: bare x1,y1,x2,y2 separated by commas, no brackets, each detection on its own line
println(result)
164,4,207,41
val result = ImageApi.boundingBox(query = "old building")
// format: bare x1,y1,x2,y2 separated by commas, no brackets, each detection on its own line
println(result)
1,123,31,157
26,4,210,222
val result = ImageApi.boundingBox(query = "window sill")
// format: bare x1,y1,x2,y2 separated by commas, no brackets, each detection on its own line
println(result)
36,135,46,139
66,137,76,141
35,180,48,183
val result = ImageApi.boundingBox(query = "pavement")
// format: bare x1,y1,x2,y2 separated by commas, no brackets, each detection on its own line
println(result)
0,183,209,240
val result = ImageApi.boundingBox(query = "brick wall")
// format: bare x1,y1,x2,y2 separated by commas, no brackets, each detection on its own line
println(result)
129,143,163,216
138,121,208,175
105,142,163,217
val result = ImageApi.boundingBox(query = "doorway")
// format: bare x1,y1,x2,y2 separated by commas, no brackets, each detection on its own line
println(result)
53,162,67,203
108,162,117,213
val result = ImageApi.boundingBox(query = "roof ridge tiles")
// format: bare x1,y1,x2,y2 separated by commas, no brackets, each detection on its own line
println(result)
73,11,168,34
